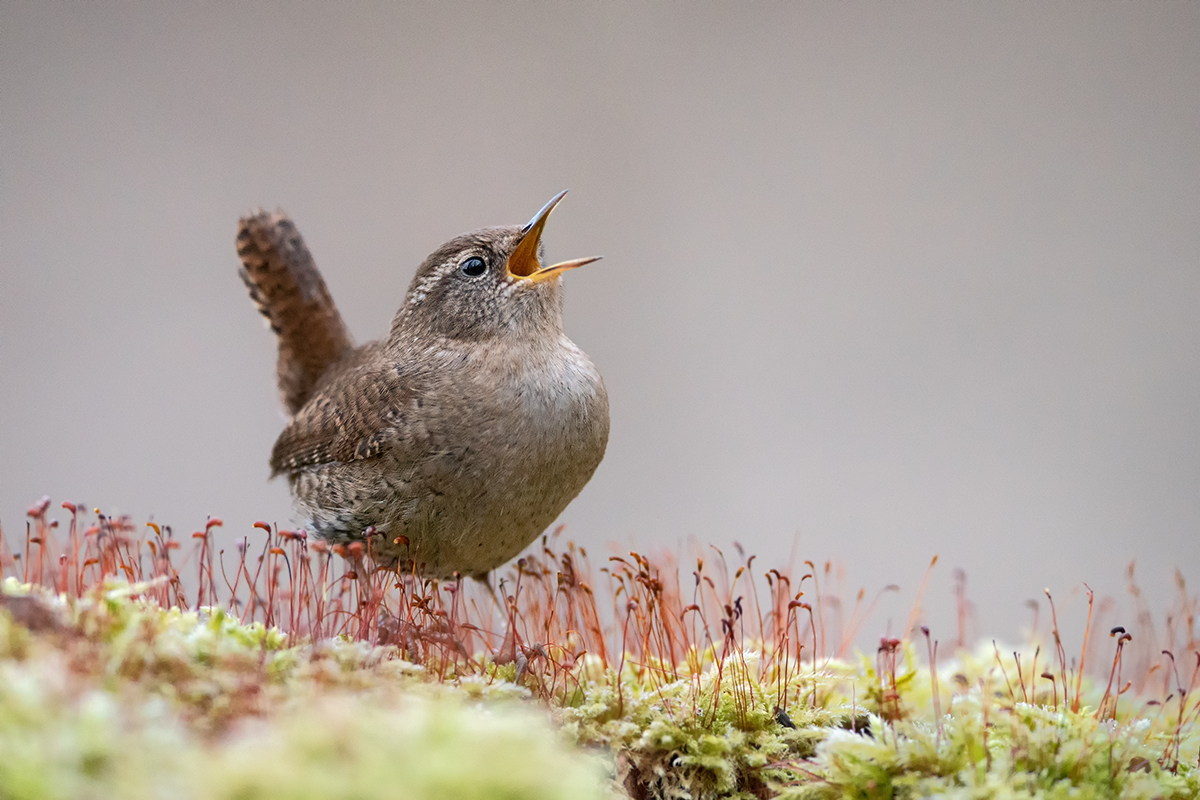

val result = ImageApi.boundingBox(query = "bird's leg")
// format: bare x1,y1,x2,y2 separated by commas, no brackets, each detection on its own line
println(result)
376,575,417,656
349,549,381,644
479,572,520,665
349,549,373,607
471,570,502,607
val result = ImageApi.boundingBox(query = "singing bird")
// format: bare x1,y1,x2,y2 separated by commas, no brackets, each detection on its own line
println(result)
237,193,608,580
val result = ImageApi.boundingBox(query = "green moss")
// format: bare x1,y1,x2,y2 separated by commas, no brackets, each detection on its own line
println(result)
785,702,1199,799
206,693,613,800
557,652,863,798
1,580,1197,799
0,580,612,800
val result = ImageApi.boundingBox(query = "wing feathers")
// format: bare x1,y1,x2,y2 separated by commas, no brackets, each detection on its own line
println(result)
269,359,417,476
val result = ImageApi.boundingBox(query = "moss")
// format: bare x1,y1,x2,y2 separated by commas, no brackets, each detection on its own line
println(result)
1,580,1197,800
205,692,613,800
0,581,613,800
557,653,863,798
784,702,1199,799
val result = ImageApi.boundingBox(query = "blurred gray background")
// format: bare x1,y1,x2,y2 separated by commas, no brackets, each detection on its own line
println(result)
2,2,1198,646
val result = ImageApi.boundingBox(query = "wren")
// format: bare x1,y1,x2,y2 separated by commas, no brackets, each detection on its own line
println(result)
237,193,608,579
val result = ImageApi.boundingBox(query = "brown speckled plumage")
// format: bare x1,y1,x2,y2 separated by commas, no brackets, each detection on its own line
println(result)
237,197,608,579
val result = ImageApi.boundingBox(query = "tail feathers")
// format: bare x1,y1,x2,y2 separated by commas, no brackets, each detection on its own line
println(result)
237,210,355,416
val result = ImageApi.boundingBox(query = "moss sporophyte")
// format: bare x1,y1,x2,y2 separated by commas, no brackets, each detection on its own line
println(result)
0,499,1197,798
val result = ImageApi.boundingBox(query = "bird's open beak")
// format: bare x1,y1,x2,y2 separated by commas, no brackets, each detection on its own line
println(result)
506,191,601,283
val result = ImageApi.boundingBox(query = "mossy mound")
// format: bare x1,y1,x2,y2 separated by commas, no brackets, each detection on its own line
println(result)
2,579,1197,799
0,580,611,800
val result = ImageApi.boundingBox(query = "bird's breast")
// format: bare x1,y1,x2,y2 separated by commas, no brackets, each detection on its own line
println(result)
359,337,609,576
446,338,609,480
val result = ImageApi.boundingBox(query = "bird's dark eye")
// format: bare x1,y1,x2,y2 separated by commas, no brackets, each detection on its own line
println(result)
460,256,486,277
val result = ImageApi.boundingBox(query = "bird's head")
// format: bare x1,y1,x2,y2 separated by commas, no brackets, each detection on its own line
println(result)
391,192,599,342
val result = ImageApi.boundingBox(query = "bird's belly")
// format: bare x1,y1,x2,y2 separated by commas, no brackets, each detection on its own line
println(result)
297,354,609,578
416,363,608,575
